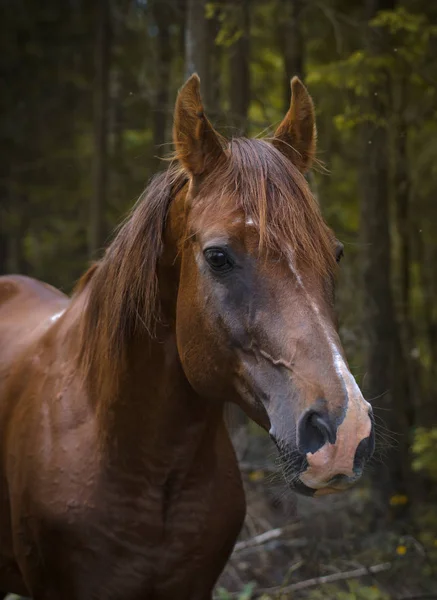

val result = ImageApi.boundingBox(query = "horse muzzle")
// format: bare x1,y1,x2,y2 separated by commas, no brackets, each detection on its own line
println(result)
271,404,374,496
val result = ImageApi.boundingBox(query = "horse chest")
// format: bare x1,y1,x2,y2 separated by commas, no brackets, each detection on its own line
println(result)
63,468,244,599
108,458,245,572
149,468,246,598
5,462,244,600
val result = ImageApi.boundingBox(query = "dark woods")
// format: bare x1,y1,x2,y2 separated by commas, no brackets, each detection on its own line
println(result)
1,0,437,597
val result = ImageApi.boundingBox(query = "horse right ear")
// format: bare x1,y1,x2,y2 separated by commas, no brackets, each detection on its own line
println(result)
173,74,226,177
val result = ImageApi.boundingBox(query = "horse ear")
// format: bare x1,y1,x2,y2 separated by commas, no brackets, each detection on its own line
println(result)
271,76,316,174
173,74,225,176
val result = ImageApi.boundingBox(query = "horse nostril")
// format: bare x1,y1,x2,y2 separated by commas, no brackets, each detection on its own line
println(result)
353,425,375,473
297,409,336,455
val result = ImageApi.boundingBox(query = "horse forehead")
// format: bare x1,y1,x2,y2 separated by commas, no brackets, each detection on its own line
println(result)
190,209,251,243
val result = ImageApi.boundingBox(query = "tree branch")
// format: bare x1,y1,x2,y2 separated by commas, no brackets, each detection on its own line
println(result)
232,524,301,553
215,562,392,599
256,562,392,597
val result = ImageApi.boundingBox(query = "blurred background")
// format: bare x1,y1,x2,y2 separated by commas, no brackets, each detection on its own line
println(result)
1,0,437,598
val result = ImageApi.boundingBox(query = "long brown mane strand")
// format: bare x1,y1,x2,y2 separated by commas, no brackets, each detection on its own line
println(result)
76,164,187,400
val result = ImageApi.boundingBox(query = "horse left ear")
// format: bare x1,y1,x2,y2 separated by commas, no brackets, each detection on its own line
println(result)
271,76,316,174
173,74,226,177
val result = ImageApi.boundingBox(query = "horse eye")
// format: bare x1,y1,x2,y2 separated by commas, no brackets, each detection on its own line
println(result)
335,243,344,263
204,248,233,273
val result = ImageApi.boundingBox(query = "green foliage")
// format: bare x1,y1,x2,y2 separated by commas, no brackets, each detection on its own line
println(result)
206,2,243,47
412,427,437,480
307,7,437,132
215,582,256,600
308,580,390,600
371,7,437,58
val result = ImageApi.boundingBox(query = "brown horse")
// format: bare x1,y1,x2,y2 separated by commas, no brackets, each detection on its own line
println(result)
0,75,374,600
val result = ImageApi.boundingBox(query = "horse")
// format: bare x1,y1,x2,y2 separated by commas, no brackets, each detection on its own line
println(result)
0,74,374,600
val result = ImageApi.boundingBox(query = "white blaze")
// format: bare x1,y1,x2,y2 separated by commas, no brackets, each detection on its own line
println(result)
286,252,368,409
286,251,372,488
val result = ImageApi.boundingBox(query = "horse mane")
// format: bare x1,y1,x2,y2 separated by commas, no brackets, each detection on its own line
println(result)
76,138,336,402
76,163,187,400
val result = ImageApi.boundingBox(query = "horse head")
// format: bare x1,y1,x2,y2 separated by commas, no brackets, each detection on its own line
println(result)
166,75,374,496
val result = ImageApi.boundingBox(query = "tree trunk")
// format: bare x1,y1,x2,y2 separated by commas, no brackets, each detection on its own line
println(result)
392,75,420,430
282,0,305,113
229,0,250,135
0,195,8,274
415,230,437,419
395,128,410,326
152,1,173,164
184,0,221,119
108,3,124,215
204,12,221,119
5,191,29,275
89,0,111,259
360,0,411,519
185,0,207,82
279,0,318,199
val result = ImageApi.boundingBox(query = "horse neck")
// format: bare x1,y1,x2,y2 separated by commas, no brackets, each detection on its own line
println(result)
103,329,223,468
69,286,222,474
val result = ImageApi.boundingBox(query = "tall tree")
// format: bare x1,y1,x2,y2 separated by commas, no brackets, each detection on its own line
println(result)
392,73,420,430
281,0,305,113
229,0,251,134
185,0,207,83
359,0,411,516
278,1,319,198
89,0,112,259
152,0,174,163
184,0,220,117
204,10,221,118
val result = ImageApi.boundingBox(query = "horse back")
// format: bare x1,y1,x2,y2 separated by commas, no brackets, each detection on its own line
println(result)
0,274,70,446
0,274,69,358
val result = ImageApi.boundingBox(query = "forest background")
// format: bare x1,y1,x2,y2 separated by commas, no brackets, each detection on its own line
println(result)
1,0,437,598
